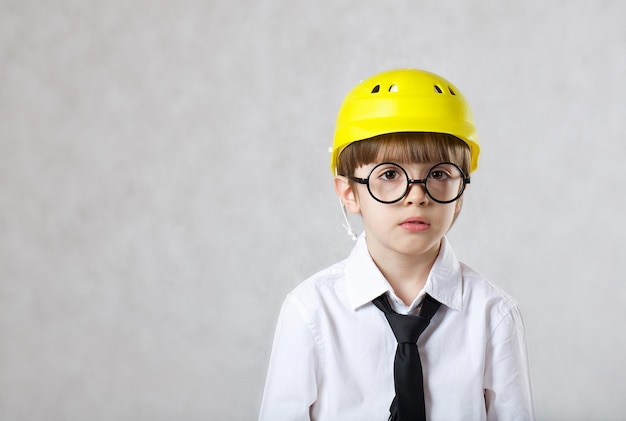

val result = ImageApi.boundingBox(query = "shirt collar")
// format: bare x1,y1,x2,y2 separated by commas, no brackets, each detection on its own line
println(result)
344,235,390,310
344,234,463,312
424,237,463,311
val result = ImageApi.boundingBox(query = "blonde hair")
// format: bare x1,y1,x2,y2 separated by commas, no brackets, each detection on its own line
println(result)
336,132,471,177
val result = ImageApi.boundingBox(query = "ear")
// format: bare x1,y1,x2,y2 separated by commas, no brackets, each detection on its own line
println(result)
334,176,361,214
454,196,464,214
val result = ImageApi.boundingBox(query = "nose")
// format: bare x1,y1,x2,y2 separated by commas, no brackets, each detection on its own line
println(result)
405,180,429,205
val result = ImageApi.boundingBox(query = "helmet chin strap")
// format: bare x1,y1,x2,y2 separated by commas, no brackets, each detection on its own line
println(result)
338,199,358,241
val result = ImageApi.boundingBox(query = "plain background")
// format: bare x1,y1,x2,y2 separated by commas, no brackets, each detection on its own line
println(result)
1,0,625,419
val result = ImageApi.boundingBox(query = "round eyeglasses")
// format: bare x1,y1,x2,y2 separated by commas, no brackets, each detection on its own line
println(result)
348,162,470,204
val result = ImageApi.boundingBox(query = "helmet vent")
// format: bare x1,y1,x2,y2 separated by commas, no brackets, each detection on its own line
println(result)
371,85,380,93
434,85,443,94
389,84,398,93
448,86,456,95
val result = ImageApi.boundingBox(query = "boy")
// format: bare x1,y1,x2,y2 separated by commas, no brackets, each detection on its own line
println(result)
259,69,535,420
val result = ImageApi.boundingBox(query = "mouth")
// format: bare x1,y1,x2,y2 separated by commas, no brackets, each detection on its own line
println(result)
400,217,431,232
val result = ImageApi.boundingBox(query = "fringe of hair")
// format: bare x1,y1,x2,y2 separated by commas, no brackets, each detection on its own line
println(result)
336,132,471,176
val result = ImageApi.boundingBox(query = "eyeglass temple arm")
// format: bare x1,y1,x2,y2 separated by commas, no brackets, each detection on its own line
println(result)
346,175,368,185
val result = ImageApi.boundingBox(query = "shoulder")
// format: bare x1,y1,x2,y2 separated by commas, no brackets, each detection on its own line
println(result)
459,262,523,330
284,259,348,314
461,263,518,305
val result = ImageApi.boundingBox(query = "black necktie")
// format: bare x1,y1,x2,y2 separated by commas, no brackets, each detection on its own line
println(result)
373,293,441,421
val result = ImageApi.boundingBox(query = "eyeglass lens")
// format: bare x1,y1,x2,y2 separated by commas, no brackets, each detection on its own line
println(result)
367,163,465,204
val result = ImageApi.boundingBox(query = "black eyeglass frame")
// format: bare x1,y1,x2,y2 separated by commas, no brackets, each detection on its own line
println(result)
347,161,471,204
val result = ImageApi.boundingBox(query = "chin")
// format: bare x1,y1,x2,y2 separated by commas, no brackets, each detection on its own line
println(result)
400,237,442,255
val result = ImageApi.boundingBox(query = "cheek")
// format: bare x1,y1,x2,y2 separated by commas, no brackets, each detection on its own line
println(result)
438,204,459,226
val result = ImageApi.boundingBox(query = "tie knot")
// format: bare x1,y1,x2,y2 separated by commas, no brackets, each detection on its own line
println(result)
385,312,430,344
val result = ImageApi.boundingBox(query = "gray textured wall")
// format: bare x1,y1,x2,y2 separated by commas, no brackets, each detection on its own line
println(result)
1,0,625,420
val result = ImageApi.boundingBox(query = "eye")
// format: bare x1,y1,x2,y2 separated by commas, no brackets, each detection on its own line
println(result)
370,163,406,184
381,169,400,181
428,170,450,181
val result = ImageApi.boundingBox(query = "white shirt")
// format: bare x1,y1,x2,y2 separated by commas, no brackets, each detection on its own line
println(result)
259,235,535,420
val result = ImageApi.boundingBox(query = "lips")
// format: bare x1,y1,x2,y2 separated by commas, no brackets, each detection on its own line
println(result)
399,217,431,232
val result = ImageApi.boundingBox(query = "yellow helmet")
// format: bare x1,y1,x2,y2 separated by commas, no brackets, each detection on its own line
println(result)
330,69,480,174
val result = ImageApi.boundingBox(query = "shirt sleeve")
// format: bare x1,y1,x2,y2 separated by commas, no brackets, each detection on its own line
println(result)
484,305,536,421
258,293,319,421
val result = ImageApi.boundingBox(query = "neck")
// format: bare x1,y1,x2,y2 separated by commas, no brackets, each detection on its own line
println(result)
368,239,442,306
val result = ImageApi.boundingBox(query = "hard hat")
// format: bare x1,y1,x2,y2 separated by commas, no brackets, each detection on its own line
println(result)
330,69,480,174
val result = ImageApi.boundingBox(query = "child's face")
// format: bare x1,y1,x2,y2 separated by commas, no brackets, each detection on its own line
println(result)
338,160,463,260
